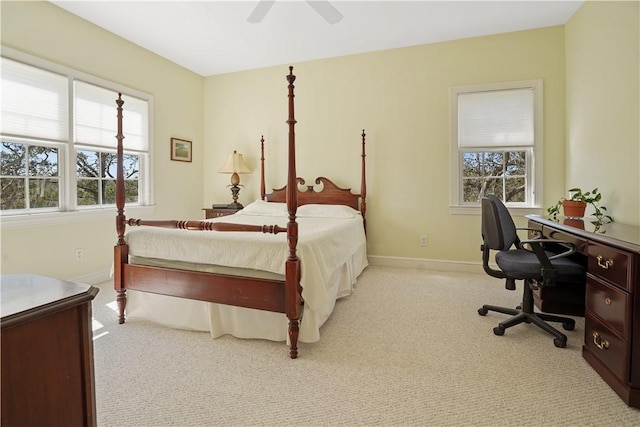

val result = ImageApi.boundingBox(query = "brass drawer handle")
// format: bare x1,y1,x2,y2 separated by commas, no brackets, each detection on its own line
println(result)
597,255,614,270
592,331,610,350
605,297,612,305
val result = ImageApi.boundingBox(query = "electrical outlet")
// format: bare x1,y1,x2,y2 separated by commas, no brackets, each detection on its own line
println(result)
74,248,84,261
420,235,428,247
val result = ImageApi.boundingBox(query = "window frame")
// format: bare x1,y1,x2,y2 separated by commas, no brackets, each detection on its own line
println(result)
1,137,65,213
449,79,544,215
1,47,155,229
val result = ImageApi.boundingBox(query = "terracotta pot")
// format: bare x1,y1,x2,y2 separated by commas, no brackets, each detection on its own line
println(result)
562,200,587,218
563,218,585,229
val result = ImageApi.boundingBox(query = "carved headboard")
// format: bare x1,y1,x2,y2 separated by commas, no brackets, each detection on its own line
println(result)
266,177,361,210
258,130,367,218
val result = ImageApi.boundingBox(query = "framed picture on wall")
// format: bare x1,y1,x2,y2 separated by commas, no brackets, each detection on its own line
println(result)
170,138,192,162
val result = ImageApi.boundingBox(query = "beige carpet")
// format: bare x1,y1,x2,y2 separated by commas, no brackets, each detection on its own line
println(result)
91,266,640,426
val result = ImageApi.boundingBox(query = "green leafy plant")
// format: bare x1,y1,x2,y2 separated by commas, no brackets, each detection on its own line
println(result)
547,187,613,224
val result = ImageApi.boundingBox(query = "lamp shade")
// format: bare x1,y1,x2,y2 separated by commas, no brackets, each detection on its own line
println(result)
219,150,252,174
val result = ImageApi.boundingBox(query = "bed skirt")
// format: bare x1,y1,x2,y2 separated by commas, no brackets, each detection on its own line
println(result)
124,244,368,343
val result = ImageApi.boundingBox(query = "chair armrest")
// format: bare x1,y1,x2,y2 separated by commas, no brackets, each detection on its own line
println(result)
520,238,577,260
519,238,578,287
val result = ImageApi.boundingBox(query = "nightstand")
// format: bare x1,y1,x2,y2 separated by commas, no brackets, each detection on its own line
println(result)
203,204,242,219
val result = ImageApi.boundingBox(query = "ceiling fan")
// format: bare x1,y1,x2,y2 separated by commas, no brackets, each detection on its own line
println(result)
247,0,343,24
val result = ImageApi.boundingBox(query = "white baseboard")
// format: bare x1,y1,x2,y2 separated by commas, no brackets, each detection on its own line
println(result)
70,268,112,285
367,255,486,274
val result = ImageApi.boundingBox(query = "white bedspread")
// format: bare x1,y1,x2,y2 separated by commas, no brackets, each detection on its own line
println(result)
124,201,368,342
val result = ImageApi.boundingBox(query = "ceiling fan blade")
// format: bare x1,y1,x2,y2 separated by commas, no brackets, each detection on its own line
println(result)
247,0,276,23
307,0,343,24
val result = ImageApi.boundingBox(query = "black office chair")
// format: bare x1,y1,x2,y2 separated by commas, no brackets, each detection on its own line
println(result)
478,195,586,348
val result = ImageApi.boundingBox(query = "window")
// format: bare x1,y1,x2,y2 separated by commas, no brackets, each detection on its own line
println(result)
449,80,542,213
73,80,148,208
76,150,139,206
1,49,153,224
1,142,60,210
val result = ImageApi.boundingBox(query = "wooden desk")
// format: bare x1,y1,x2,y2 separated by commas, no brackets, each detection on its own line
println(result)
1,275,99,426
527,216,640,408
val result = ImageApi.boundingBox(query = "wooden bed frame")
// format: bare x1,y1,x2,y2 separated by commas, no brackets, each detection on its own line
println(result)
113,67,367,358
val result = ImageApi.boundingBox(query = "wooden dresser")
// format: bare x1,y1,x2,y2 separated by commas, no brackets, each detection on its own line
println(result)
527,215,640,408
1,275,99,426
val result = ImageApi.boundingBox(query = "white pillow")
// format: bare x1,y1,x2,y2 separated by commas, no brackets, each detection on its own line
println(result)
297,204,359,219
237,200,287,216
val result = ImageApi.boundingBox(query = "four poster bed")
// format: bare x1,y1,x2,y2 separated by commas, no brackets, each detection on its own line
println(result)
113,67,368,358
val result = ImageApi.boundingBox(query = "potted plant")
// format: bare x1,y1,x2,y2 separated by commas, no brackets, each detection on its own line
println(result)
547,187,613,225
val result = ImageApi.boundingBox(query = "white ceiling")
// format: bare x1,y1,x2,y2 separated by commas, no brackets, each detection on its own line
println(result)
50,1,583,77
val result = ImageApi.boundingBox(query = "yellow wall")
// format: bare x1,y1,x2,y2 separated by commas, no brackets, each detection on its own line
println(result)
204,26,567,263
0,1,204,280
1,1,637,281
565,0,639,225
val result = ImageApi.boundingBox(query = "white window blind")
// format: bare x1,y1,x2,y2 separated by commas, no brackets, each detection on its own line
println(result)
1,57,68,141
458,88,534,148
74,80,148,151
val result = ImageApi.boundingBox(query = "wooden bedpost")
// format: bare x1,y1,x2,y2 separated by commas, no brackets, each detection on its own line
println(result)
113,93,128,324
285,66,301,359
260,135,266,201
361,129,367,232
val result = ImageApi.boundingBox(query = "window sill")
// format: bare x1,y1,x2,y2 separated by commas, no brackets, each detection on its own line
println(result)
449,205,545,217
0,205,156,230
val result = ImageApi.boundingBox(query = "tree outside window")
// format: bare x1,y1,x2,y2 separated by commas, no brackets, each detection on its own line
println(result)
1,142,59,210
76,150,139,206
462,150,527,203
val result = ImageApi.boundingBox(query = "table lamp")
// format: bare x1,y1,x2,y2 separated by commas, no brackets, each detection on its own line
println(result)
219,150,252,208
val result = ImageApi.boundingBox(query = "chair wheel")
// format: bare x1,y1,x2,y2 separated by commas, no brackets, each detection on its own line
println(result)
478,307,488,316
563,321,575,331
553,338,567,348
493,326,505,336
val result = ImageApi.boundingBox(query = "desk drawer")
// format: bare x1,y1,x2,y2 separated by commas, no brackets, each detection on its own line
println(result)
587,243,632,291
586,276,631,337
584,314,630,381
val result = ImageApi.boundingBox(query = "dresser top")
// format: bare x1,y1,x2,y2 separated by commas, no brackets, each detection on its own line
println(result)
1,274,98,321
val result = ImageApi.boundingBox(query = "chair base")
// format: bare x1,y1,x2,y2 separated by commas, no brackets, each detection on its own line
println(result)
478,281,576,348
